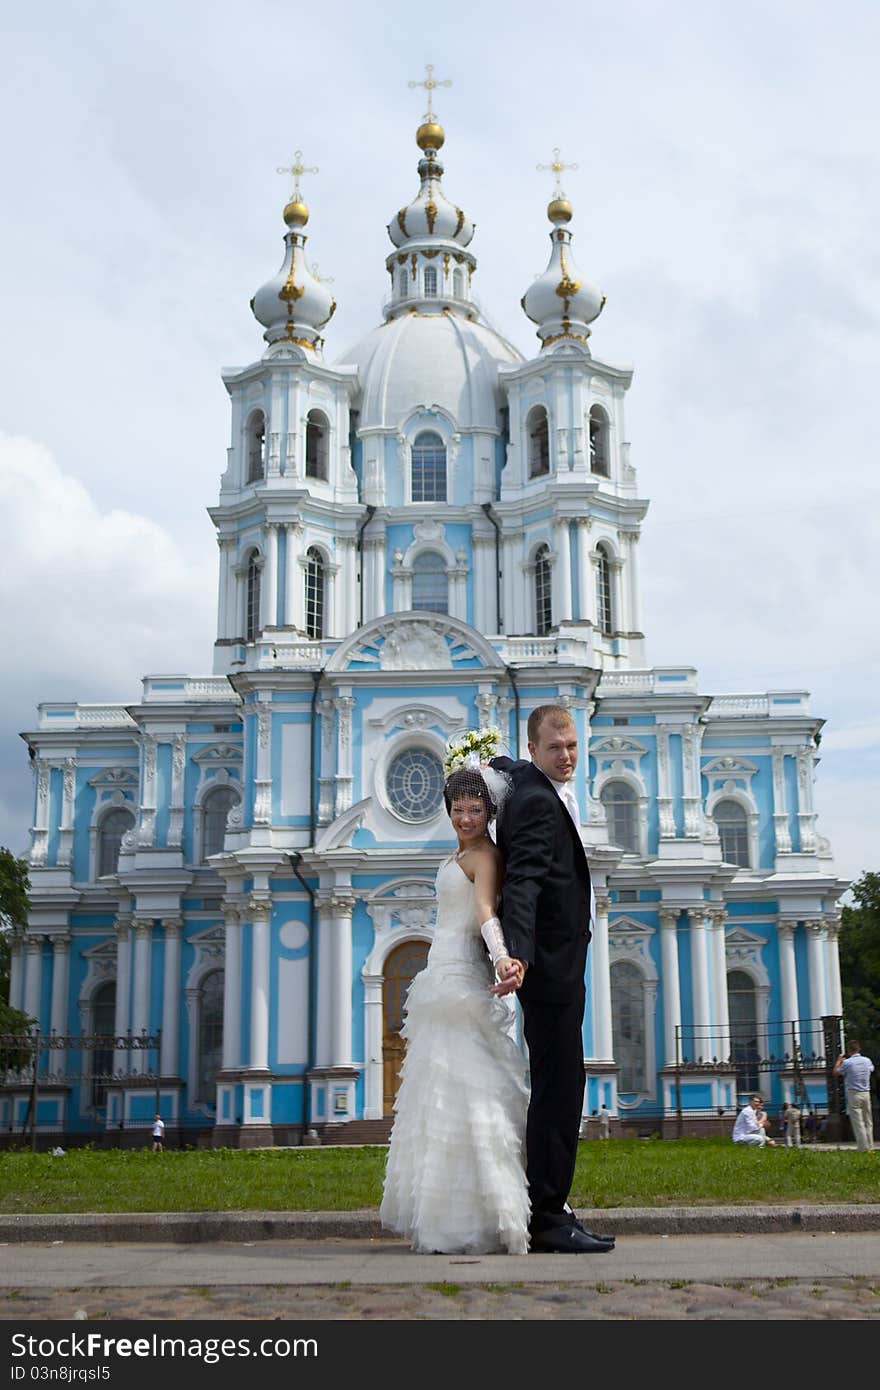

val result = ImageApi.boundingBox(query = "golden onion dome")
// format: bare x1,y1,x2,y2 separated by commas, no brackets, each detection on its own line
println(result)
547,196,573,224
416,120,445,151
283,198,310,228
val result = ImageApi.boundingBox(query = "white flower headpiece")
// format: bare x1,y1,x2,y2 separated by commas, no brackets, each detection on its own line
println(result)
443,725,503,776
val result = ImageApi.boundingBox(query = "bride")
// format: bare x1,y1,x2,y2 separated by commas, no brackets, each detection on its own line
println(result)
380,738,530,1255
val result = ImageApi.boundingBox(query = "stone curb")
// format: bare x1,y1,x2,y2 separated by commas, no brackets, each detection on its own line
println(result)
2,1204,880,1244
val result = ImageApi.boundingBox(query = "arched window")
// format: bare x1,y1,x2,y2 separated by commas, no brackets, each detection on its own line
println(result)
245,550,261,642
600,780,639,853
423,265,438,296
399,268,409,297
196,969,224,1104
527,406,550,478
90,980,116,1108
728,969,760,1094
411,431,446,502
201,785,240,862
453,268,464,298
97,808,135,878
305,546,325,639
714,799,750,868
535,543,552,636
412,550,448,613
589,405,610,477
246,411,266,483
596,542,613,634
611,960,647,1092
305,410,328,480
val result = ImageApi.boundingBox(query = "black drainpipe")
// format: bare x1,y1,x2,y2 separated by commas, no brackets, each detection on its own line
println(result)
356,504,377,628
505,662,521,756
480,502,502,634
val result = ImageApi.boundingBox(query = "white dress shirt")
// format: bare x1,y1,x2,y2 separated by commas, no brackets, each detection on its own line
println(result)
550,777,596,930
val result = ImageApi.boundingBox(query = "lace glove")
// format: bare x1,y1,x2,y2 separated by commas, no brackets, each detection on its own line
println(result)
480,915,510,968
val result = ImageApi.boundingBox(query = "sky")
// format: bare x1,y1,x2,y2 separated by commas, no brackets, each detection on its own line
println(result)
1,0,877,892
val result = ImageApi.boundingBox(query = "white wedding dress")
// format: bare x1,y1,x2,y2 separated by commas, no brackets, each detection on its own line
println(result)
380,854,530,1255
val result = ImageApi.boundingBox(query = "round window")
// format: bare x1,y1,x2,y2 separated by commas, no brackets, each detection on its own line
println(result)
386,747,445,822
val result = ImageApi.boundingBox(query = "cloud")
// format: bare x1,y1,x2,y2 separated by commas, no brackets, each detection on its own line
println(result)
0,433,214,854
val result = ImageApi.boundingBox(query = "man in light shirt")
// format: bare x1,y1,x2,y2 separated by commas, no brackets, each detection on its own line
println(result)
833,1040,875,1151
732,1094,776,1146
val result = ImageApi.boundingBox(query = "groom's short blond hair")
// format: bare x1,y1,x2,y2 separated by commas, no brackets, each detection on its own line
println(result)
527,704,575,744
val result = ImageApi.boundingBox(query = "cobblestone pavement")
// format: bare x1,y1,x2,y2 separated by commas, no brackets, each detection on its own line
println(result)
2,1275,880,1320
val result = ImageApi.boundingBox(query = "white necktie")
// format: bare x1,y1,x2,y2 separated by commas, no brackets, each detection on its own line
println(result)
561,786,580,825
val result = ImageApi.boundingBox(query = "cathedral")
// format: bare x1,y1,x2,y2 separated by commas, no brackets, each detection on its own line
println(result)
4,92,847,1146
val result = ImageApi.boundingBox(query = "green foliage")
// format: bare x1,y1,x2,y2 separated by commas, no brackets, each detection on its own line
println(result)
839,871,880,1065
0,1139,877,1216
0,849,30,1012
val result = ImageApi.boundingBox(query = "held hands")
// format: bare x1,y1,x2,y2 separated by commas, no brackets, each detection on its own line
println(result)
489,956,526,997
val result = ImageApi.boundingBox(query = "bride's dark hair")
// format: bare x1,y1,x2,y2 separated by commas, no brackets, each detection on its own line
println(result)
443,767,497,820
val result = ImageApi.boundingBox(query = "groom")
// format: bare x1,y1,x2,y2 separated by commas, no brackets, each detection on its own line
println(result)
491,705,615,1254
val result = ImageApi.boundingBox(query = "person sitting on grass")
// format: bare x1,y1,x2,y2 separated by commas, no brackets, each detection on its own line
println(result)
732,1093,776,1147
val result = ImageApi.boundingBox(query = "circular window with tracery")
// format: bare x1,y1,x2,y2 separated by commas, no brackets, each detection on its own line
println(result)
386,747,445,822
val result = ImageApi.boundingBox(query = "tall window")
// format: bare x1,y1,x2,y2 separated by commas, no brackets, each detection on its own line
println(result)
399,268,409,297
423,265,438,296
453,268,464,297
611,960,646,1092
714,799,750,867
596,542,613,633
411,432,446,502
527,406,550,477
535,543,552,635
201,785,240,862
412,550,448,613
97,808,134,877
245,551,261,642
600,780,639,853
589,405,610,476
305,546,325,638
728,970,760,1094
246,411,266,483
305,410,328,480
196,969,224,1104
90,981,116,1108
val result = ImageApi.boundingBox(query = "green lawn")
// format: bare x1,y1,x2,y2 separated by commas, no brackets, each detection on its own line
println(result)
0,1139,876,1215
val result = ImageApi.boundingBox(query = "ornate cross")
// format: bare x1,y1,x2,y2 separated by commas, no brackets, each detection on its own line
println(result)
408,63,452,121
537,147,579,196
276,150,319,202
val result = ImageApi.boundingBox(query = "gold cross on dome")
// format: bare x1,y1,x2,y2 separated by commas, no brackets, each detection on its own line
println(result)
537,147,579,196
276,150,319,201
408,63,452,121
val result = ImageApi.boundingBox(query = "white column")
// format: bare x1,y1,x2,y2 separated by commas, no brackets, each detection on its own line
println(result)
806,920,828,1021
317,696,336,827
160,917,182,1076
138,736,157,847
390,550,411,610
248,896,271,1072
285,522,304,631
575,518,592,624
708,908,730,1052
659,908,682,1067
328,894,354,1067
610,556,625,634
796,746,818,853
262,522,279,627
49,933,71,1072
8,934,24,1011
771,747,792,857
473,533,496,632
681,724,704,838
778,920,799,1032
620,529,642,632
168,737,186,849
315,896,334,1069
335,695,354,817
656,726,676,840
552,520,572,624
449,551,468,622
325,560,339,637
686,908,711,1050
825,918,843,1017
216,537,236,640
590,893,613,1061
131,918,153,1076
501,531,520,635
57,759,75,867
23,936,43,1025
338,535,358,635
221,903,242,1070
113,915,133,1074
253,698,272,826
30,760,50,867
362,535,386,623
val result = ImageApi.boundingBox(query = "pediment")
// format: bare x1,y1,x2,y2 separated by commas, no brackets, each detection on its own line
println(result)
192,743,243,764
592,736,648,757
703,756,758,777
88,767,139,788
327,612,502,674
609,914,655,937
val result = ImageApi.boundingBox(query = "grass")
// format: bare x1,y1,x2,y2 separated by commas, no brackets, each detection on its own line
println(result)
0,1139,876,1215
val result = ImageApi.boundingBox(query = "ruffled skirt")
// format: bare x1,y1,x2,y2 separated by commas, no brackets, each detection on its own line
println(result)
380,958,530,1255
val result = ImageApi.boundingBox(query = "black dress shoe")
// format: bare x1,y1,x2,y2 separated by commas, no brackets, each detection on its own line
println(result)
529,1226,615,1254
571,1216,615,1244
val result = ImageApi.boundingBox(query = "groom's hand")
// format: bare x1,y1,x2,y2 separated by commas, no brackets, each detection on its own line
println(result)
489,957,526,996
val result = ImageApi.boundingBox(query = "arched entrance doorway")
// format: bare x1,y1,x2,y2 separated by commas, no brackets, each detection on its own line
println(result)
382,939,429,1116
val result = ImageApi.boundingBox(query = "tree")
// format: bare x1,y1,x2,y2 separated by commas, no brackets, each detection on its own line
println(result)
838,871,880,1069
0,847,33,1033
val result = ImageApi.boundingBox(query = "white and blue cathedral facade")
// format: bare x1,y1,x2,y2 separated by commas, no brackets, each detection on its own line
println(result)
5,114,847,1145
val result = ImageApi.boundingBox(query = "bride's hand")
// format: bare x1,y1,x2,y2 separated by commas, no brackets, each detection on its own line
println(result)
489,957,524,996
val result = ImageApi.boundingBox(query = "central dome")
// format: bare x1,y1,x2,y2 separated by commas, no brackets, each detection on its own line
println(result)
335,312,523,430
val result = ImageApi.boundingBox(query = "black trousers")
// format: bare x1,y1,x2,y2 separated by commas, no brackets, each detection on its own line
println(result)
521,990,586,1233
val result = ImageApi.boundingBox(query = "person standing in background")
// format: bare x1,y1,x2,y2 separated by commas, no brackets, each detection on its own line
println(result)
833,1041,875,1151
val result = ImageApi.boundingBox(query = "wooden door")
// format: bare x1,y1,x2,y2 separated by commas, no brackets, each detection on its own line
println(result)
382,940,429,1116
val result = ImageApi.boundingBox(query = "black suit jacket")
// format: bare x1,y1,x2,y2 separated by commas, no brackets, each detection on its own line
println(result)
491,757,592,1004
